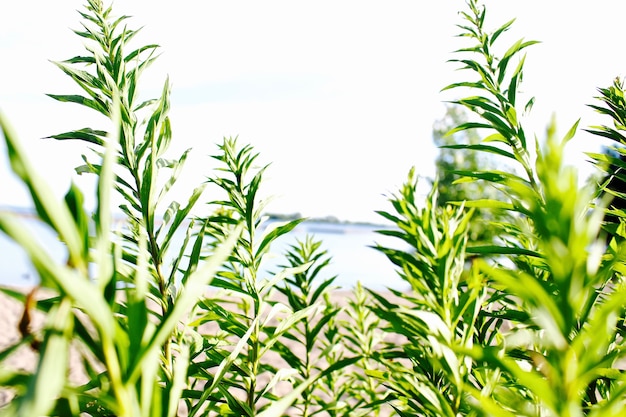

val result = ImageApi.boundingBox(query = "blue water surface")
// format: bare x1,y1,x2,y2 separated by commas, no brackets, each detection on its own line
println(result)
0,217,410,290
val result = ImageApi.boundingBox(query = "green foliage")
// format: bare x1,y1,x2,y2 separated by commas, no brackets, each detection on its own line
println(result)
586,78,626,240
372,170,483,416
432,105,507,244
183,137,319,417
2,0,626,416
0,2,304,416
273,237,381,417
432,105,484,205
372,1,626,416
338,282,389,416
0,65,241,417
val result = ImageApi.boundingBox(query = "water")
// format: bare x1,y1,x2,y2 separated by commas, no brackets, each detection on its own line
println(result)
0,215,68,285
261,220,410,290
0,216,410,290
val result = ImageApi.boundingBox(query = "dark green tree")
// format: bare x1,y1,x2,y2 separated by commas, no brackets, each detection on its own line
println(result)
431,105,504,244
587,77,626,242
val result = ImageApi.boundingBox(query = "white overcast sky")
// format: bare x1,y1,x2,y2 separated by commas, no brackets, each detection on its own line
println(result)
1,1,625,223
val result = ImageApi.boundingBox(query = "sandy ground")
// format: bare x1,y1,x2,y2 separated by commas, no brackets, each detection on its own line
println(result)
0,286,403,415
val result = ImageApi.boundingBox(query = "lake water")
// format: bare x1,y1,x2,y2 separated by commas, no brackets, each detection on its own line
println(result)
0,215,410,291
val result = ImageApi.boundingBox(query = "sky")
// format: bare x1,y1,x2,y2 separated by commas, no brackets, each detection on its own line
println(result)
1,1,625,223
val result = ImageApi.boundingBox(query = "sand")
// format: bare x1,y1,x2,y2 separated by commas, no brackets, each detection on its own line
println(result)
0,286,402,414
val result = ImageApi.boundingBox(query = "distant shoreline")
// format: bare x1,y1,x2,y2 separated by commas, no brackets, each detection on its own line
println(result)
0,205,392,228
0,207,404,290
265,212,390,227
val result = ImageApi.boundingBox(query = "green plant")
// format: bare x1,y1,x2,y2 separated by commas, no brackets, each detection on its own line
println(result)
182,138,344,416
372,0,626,415
271,238,385,417
4,0,626,416
273,236,344,416
0,0,247,415
370,174,482,416
0,2,310,416
0,73,241,417
337,281,389,416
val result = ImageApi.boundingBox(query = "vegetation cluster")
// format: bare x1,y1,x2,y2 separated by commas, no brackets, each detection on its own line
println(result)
2,1,626,416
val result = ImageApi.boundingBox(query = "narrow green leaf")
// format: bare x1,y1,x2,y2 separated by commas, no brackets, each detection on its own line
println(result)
124,44,159,63
441,143,516,160
441,81,486,92
62,55,97,64
256,375,318,417
490,18,515,45
16,298,72,417
155,148,191,206
129,223,243,384
46,93,109,115
454,199,515,211
255,218,306,259
562,119,580,144
456,96,503,117
159,184,206,255
164,345,189,417
0,112,87,281
260,262,312,298
188,316,255,417
466,245,542,257
46,128,107,146
445,122,493,136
